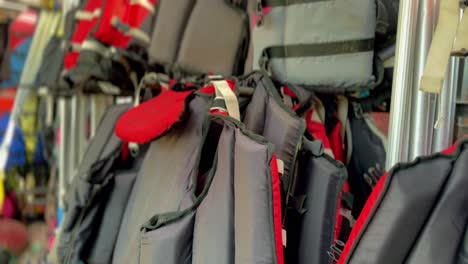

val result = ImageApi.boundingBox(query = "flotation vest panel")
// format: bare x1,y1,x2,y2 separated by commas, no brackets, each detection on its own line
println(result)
57,104,135,264
112,94,211,263
148,0,249,76
285,139,347,264
252,0,376,91
338,140,468,264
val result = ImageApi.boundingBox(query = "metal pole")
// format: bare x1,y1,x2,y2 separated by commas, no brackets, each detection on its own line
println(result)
386,0,420,169
409,0,438,160
57,98,71,210
432,57,460,151
76,94,89,164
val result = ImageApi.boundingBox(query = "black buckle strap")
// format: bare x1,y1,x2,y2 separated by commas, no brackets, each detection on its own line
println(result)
263,0,332,6
263,39,375,59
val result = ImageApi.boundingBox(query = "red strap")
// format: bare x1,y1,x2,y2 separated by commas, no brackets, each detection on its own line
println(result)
270,154,285,264
337,172,388,264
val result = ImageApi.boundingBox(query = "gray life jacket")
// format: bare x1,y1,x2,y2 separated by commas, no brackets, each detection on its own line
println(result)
240,71,306,185
339,139,468,264
57,103,138,264
112,94,212,263
458,225,468,264
251,0,377,91
284,139,347,264
240,72,348,264
137,114,284,264
148,0,249,76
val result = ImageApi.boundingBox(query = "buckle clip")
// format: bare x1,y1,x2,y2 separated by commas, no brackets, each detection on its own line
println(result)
259,53,272,74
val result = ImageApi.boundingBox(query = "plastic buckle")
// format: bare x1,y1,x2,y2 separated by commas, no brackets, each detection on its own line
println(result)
205,74,225,86
259,54,272,75
352,102,364,119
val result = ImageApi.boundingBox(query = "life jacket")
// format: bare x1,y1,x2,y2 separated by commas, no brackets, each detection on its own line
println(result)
63,0,102,70
284,138,347,264
251,0,377,91
239,73,349,264
91,0,156,49
148,0,249,76
115,78,284,264
241,72,306,192
113,89,213,263
338,139,468,264
56,103,136,264
66,0,156,95
346,102,387,219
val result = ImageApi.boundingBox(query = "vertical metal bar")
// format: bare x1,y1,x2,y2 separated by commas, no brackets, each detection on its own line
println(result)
432,57,461,151
386,0,420,169
57,98,70,209
76,95,89,164
90,95,110,138
409,0,438,160
68,95,77,179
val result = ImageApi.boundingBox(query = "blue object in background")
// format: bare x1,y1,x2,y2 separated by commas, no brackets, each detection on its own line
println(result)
0,113,27,170
1,37,32,89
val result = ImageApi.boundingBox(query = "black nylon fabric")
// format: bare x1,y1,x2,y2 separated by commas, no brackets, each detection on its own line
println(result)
57,104,136,264
347,103,386,218
284,139,347,264
406,148,468,263
457,224,468,264
66,44,144,96
345,143,465,264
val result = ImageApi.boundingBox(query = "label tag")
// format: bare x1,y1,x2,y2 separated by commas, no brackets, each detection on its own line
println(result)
282,228,287,247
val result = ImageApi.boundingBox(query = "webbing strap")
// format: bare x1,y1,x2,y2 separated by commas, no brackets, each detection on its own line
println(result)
70,42,81,51
262,0,331,7
212,80,240,121
419,0,459,94
336,95,348,143
81,39,115,58
277,159,284,176
130,0,155,13
453,8,468,55
111,17,151,44
262,39,374,59
75,9,101,20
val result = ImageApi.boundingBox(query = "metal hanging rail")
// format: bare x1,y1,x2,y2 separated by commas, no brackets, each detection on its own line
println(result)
388,0,466,168
386,0,421,169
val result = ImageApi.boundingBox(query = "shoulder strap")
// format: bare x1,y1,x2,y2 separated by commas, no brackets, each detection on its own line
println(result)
419,0,460,94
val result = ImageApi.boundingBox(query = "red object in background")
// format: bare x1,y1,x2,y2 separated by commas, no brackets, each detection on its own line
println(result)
0,219,28,256
0,88,16,115
370,112,389,137
8,9,37,50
